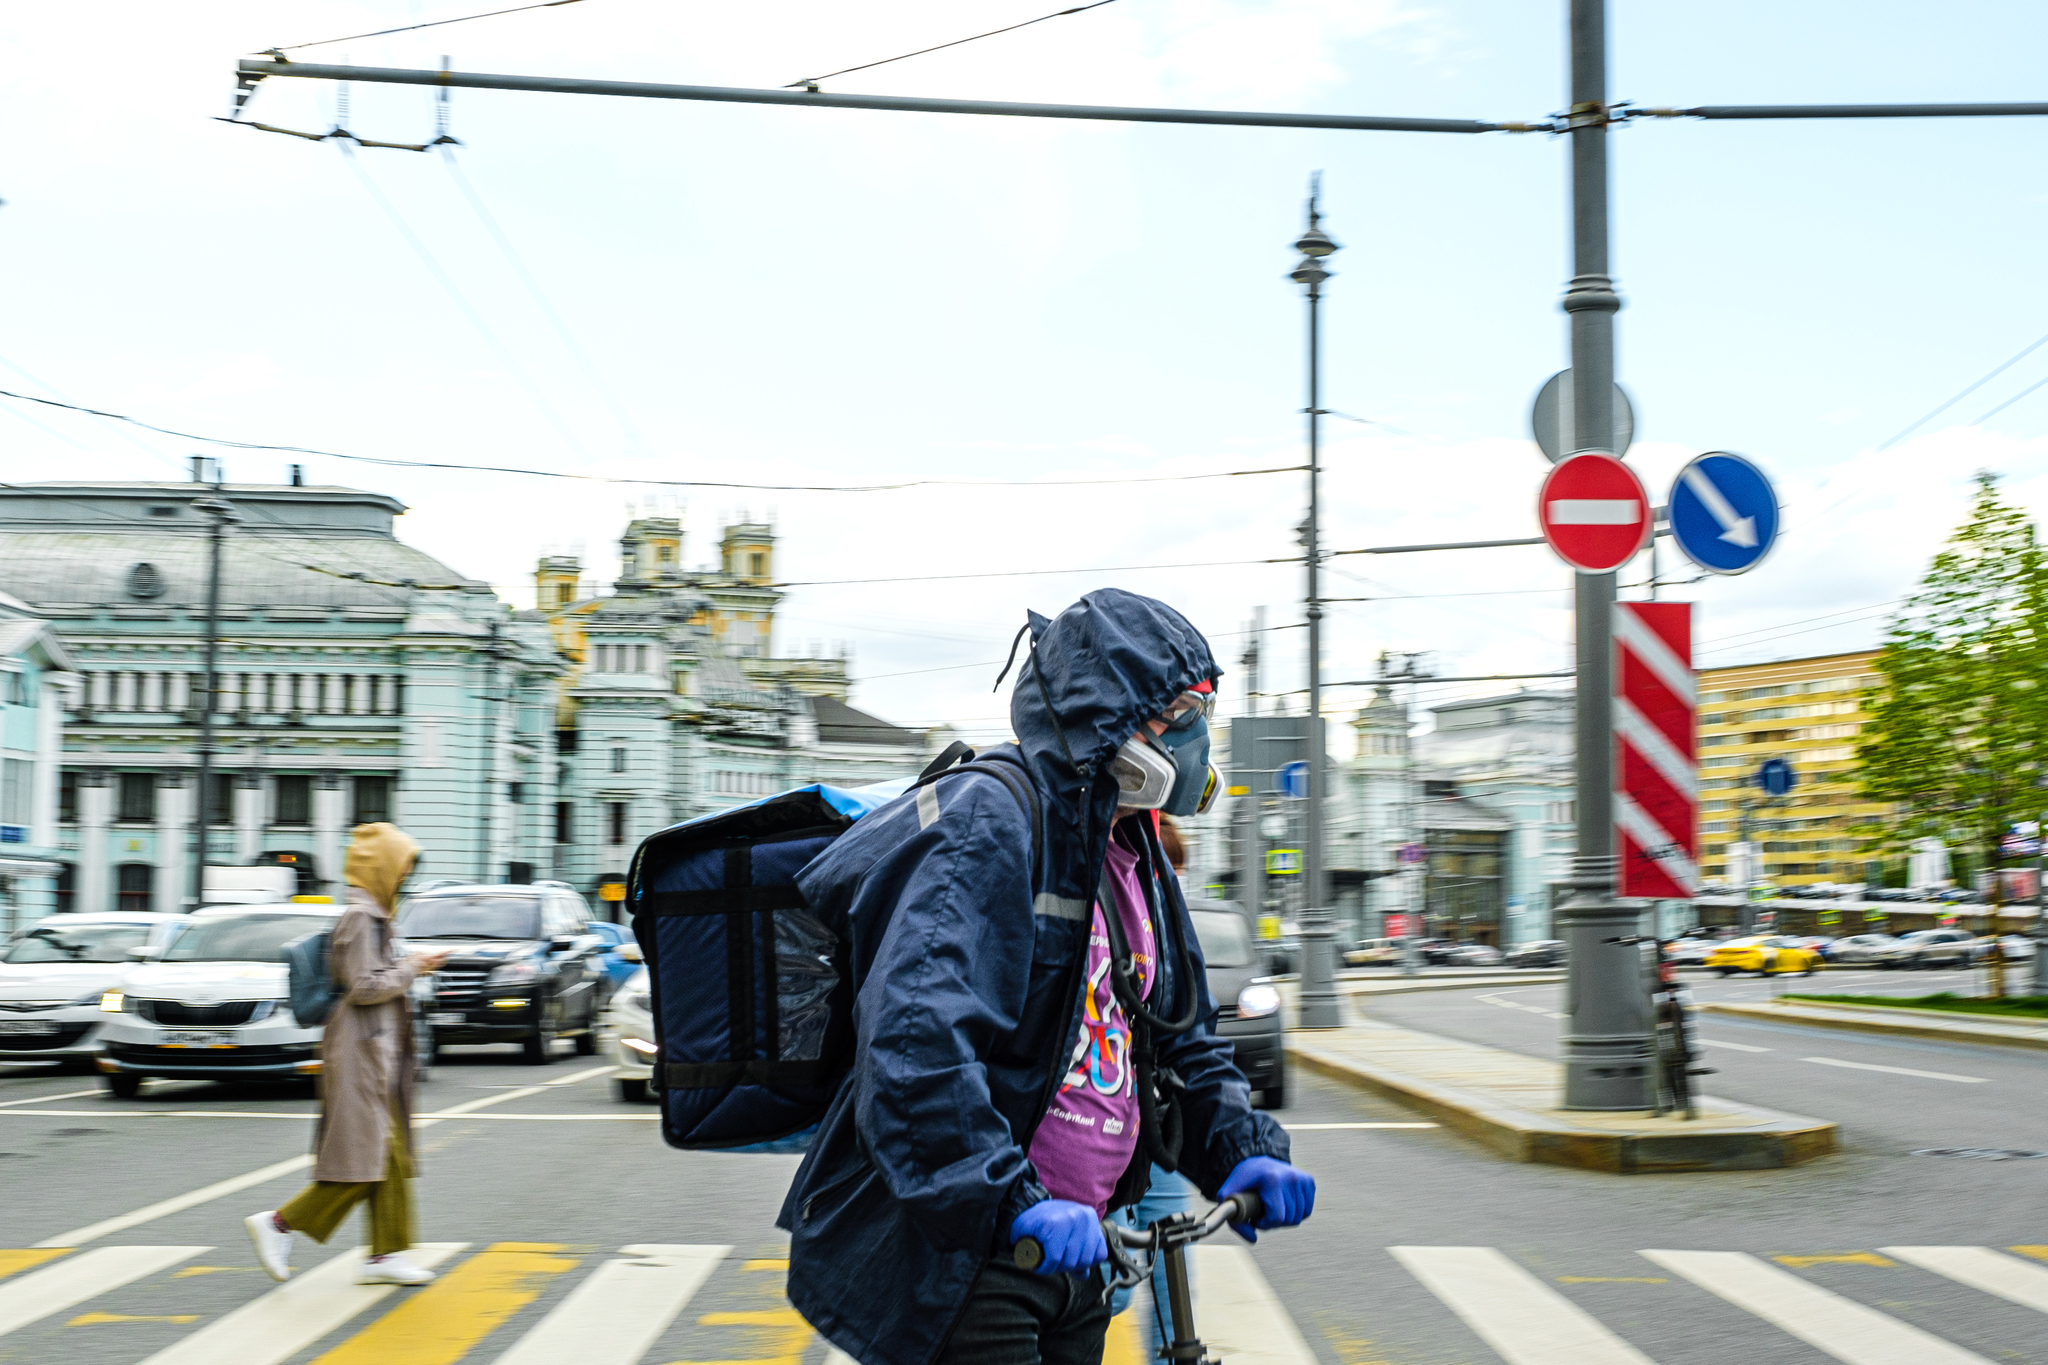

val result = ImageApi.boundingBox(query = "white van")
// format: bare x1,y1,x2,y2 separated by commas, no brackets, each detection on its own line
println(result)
0,913,191,1067
97,903,340,1097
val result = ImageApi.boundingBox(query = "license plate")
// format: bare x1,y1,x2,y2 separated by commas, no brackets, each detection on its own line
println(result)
161,1031,235,1048
429,1012,466,1026
0,1020,58,1036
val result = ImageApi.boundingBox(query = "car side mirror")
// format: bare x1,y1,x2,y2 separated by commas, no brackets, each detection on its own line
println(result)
618,942,644,963
549,935,577,953
126,945,164,961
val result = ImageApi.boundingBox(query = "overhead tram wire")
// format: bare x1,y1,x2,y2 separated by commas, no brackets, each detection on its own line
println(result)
1877,325,2048,449
269,0,592,53
0,388,1307,493
336,136,592,462
786,0,1123,90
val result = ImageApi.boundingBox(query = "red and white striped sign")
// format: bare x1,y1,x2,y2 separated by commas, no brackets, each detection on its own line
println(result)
1614,602,1697,899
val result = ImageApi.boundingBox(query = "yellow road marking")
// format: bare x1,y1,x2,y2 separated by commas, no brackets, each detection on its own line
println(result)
1103,1302,1147,1364
740,1259,789,1272
1557,1276,1668,1284
672,1307,814,1365
1773,1252,1896,1269
309,1242,581,1365
66,1312,202,1326
2012,1246,2048,1263
0,1248,70,1281
171,1265,257,1279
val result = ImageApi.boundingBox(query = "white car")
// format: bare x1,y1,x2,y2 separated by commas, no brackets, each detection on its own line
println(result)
1665,938,1717,966
0,913,190,1068
611,967,656,1102
97,903,340,1097
1827,933,1900,964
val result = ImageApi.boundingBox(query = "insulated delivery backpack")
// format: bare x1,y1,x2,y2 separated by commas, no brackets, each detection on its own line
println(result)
626,747,1039,1151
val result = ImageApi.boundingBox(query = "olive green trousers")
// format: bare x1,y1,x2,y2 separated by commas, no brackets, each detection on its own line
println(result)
277,1129,414,1257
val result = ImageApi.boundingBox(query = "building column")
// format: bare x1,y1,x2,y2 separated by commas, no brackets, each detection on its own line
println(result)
77,769,111,914
235,773,264,865
156,773,189,911
313,773,345,897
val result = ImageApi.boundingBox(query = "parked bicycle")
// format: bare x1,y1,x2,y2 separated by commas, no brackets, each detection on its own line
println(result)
1608,936,1713,1120
1015,1191,1265,1364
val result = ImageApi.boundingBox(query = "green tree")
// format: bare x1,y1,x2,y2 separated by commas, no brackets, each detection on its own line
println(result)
1857,472,2048,901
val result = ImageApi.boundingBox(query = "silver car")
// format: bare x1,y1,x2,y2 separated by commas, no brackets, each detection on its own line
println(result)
611,967,656,1102
0,913,190,1068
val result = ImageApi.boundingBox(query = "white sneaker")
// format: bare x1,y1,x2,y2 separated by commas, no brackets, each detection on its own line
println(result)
356,1254,437,1286
244,1212,292,1282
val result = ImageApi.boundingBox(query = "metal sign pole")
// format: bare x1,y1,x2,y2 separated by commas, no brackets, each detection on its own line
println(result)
1556,0,1650,1110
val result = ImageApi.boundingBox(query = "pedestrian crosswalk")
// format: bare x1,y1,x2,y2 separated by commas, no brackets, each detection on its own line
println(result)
1,1239,2045,1363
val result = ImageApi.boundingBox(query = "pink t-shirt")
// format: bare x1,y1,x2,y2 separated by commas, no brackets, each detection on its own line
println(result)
1025,835,1155,1215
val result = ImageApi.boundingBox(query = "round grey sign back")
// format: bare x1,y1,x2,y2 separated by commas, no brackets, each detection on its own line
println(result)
1531,370,1635,463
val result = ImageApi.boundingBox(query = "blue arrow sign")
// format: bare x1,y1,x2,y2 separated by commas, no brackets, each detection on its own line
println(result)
1757,757,1796,797
1275,760,1310,799
1668,451,1779,575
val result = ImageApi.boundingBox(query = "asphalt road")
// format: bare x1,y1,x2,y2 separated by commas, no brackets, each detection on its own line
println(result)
2,995,2046,1365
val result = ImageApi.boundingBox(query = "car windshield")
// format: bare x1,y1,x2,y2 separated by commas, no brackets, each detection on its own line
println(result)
164,914,330,964
1189,910,1254,969
399,895,543,941
4,923,152,964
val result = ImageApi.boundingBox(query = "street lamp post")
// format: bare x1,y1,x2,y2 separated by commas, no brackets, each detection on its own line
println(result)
1556,0,1652,1110
189,465,237,911
1291,179,1342,1030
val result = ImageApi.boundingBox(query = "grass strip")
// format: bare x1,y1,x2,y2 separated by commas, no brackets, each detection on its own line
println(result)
1783,991,2048,1020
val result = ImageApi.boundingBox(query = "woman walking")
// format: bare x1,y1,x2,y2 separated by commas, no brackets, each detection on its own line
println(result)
244,822,448,1285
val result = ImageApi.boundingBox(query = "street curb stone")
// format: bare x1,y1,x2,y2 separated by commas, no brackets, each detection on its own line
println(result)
1285,1015,1837,1174
1699,999,2048,1051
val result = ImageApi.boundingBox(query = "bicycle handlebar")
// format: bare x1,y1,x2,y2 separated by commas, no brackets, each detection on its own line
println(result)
1011,1191,1264,1272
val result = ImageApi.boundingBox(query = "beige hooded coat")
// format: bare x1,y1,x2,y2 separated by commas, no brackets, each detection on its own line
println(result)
311,823,422,1183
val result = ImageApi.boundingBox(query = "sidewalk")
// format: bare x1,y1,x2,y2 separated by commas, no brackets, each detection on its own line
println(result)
1698,997,2048,1051
1285,1008,1836,1173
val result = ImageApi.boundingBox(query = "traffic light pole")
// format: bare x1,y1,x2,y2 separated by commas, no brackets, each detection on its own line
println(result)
1554,0,1651,1110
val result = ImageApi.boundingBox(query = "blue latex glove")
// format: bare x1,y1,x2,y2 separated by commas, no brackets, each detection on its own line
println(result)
1009,1199,1109,1276
1218,1156,1315,1244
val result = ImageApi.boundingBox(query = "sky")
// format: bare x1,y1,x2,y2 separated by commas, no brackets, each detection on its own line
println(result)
7,1,2048,751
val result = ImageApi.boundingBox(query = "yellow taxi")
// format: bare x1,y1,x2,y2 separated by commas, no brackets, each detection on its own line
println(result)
1704,935,1822,977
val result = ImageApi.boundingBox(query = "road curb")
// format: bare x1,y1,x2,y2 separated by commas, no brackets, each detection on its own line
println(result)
1342,974,1566,996
1286,1024,1836,1174
1699,999,2048,1051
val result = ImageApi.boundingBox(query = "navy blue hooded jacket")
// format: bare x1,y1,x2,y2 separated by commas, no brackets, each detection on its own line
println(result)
778,589,1290,1365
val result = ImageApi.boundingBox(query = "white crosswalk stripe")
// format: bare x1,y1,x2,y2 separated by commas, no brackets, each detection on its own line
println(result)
1881,1245,2048,1316
2,1240,2046,1363
1190,1245,1319,1364
488,1243,729,1365
1642,1248,1998,1365
137,1244,469,1365
0,1244,207,1337
1391,1246,1657,1365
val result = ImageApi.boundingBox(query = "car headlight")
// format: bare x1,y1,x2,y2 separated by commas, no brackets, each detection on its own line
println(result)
99,990,125,1013
620,1036,658,1056
487,959,542,986
70,989,107,1008
1236,983,1281,1020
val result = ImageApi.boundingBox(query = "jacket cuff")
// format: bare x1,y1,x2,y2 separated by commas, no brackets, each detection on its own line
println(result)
997,1171,1053,1237
1201,1113,1292,1197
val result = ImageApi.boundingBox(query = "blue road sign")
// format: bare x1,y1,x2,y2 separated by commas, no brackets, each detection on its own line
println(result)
1757,757,1796,797
1276,760,1310,799
1668,451,1779,575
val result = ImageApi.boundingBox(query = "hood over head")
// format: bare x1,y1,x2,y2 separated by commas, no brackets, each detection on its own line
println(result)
1004,588,1220,899
344,822,420,913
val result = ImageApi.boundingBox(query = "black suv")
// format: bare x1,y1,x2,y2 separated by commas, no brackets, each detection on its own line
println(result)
397,884,605,1064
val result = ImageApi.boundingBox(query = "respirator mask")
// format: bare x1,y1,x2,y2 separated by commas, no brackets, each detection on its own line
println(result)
1110,686,1220,816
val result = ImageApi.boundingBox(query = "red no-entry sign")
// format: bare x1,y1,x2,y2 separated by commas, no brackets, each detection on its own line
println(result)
1538,451,1650,572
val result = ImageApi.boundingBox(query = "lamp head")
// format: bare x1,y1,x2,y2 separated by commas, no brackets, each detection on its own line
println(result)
1289,256,1330,287
1294,225,1338,258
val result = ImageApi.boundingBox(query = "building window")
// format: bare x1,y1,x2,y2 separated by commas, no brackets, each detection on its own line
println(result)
53,862,75,912
556,583,575,605
556,729,579,754
275,776,312,826
611,746,627,774
713,771,778,796
353,775,392,826
607,802,627,845
116,863,153,913
508,861,535,884
117,773,157,824
207,773,234,826
1,758,29,828
555,801,574,844
59,770,78,823
749,551,766,578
